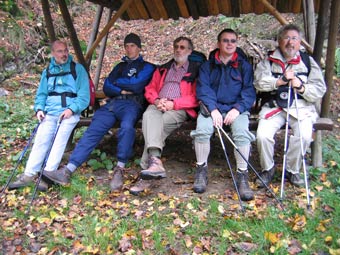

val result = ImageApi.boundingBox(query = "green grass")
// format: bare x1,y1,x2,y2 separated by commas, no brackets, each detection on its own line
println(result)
1,85,340,254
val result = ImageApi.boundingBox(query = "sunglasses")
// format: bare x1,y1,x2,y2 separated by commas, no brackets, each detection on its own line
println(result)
174,45,188,50
221,38,237,44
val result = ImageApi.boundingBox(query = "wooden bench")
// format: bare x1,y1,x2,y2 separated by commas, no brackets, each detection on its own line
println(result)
72,90,334,168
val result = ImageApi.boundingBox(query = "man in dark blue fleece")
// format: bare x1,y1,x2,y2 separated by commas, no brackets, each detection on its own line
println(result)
190,29,256,200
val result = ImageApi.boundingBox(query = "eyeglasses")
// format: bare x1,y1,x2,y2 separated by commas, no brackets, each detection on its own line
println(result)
174,45,188,50
282,36,300,42
221,38,237,44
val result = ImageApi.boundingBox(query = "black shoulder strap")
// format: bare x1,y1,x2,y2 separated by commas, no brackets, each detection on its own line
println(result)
299,50,311,75
46,61,77,80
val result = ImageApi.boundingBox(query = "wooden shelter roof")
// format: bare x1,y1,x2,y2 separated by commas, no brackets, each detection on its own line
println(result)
86,0,321,20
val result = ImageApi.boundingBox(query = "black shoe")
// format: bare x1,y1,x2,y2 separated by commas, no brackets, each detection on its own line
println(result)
286,172,304,187
236,170,254,201
256,167,275,188
193,164,208,193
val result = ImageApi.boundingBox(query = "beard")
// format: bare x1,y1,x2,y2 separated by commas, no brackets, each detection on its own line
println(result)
283,47,298,59
174,54,189,63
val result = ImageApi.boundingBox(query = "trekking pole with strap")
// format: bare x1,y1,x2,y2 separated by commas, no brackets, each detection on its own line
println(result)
293,89,311,209
217,126,284,210
280,82,293,201
25,116,63,215
0,122,41,197
216,126,244,212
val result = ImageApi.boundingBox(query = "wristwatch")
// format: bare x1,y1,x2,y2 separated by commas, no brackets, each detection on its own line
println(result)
281,75,289,83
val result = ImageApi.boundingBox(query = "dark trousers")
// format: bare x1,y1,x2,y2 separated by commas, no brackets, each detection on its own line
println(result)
69,99,142,166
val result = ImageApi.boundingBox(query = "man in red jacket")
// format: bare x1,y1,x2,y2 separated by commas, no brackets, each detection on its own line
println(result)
130,36,200,195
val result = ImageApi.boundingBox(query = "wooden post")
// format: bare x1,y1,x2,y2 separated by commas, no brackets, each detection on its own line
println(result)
86,5,104,68
94,8,113,89
302,0,316,48
41,0,56,42
258,0,314,54
85,0,134,62
57,0,87,68
312,0,331,65
321,0,340,117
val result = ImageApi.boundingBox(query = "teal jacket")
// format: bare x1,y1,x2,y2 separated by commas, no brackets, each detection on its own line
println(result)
34,55,90,116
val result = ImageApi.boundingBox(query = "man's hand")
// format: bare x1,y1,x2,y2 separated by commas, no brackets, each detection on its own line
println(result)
163,100,174,111
291,77,305,93
211,109,223,128
60,109,73,119
224,108,240,125
36,110,45,122
121,90,133,95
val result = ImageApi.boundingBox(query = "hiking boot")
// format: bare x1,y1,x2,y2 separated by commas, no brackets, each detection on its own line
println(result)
8,174,48,192
256,167,275,188
140,156,166,180
42,166,72,185
286,172,304,187
236,170,254,201
110,166,124,192
129,179,153,196
193,164,208,193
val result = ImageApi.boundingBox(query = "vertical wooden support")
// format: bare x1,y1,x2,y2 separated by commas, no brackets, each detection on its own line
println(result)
312,130,323,167
57,0,87,68
302,0,316,48
86,5,104,69
41,0,56,42
321,0,340,117
94,8,113,88
313,0,331,65
85,0,134,62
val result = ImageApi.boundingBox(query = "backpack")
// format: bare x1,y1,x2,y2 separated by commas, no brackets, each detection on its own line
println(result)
46,61,96,107
188,50,207,64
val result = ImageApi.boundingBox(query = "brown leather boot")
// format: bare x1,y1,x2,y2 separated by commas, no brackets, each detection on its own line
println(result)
236,170,254,201
110,166,124,192
140,156,166,180
42,166,72,185
8,173,48,192
129,179,154,196
193,164,208,193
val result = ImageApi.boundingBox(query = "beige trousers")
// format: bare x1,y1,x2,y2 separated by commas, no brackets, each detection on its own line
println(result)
140,105,188,169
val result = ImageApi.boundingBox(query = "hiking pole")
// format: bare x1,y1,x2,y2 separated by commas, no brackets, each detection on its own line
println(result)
280,83,293,201
293,89,311,209
217,126,284,209
216,126,244,212
0,122,41,197
25,116,63,215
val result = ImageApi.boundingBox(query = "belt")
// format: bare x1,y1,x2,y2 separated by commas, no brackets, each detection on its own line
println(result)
48,92,77,107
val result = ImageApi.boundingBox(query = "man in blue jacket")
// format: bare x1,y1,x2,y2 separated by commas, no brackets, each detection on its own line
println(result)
9,40,90,191
190,29,256,201
43,33,155,192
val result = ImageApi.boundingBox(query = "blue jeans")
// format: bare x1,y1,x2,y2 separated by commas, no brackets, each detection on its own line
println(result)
69,99,142,167
25,114,79,176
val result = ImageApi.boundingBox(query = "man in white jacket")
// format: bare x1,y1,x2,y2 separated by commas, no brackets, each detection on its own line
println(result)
254,24,326,187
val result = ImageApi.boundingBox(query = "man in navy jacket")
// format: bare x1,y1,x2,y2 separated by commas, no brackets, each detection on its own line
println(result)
191,29,256,201
43,33,155,192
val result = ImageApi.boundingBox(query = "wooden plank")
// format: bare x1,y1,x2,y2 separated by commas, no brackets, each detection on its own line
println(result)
240,0,252,14
163,0,181,19
176,0,190,18
142,0,161,20
185,0,200,19
135,0,149,20
153,0,169,19
291,0,302,13
230,0,240,17
207,0,219,16
126,2,140,19
218,0,231,16
253,0,265,14
196,0,209,17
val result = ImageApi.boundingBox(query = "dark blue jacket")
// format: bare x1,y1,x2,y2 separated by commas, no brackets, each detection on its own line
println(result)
197,48,255,114
103,55,155,97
